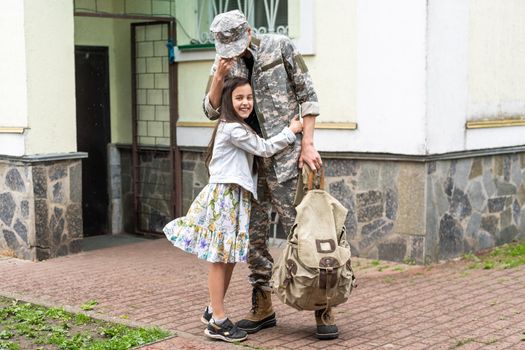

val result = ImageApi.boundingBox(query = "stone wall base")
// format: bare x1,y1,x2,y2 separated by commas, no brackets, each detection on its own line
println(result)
108,144,172,235
0,155,85,261
180,149,525,264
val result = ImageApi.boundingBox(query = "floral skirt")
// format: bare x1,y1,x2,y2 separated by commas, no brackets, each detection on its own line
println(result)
163,183,251,263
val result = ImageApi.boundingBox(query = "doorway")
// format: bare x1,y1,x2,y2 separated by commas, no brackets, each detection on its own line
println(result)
75,46,110,236
131,21,181,235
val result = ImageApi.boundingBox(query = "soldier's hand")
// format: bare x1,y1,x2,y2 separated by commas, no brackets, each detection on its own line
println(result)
299,143,322,171
215,57,235,79
289,116,303,134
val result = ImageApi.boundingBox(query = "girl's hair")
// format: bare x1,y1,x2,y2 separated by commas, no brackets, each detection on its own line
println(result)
205,77,259,173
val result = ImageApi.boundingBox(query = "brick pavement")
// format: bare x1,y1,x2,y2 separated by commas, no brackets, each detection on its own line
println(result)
0,239,524,349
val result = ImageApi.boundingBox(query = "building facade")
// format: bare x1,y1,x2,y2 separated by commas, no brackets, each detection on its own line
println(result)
1,0,524,263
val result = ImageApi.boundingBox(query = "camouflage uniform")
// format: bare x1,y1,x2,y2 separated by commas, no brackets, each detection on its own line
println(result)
203,33,319,289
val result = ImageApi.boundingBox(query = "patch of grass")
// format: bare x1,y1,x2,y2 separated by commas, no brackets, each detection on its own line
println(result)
370,260,381,267
402,257,416,265
0,340,20,350
0,296,170,350
462,241,525,270
80,300,98,311
75,313,91,325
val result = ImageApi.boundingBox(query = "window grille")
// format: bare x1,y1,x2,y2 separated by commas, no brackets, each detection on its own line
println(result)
194,0,289,45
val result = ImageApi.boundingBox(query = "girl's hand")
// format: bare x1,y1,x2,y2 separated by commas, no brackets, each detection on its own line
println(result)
215,57,235,79
289,116,303,134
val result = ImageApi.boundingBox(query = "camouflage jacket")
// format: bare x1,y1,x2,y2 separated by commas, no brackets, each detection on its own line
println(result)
203,34,319,183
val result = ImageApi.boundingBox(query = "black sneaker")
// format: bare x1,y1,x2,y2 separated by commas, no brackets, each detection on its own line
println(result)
204,318,248,343
201,306,212,325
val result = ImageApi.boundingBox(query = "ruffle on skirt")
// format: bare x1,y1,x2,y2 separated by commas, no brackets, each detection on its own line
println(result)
163,183,251,263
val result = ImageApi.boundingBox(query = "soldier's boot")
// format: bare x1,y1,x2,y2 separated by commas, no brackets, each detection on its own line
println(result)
315,307,339,340
236,287,276,333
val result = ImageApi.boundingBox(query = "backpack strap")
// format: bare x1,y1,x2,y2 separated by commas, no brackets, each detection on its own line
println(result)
306,167,325,191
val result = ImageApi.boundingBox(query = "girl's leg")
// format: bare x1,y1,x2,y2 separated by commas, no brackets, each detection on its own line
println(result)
204,262,235,320
223,263,236,298
208,262,228,319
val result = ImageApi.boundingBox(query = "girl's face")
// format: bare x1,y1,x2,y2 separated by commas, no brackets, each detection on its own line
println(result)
232,83,253,119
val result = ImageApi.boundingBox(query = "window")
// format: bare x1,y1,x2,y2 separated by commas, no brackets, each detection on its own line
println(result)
178,0,288,47
174,0,314,61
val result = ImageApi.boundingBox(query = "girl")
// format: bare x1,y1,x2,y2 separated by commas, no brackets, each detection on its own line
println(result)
163,77,302,343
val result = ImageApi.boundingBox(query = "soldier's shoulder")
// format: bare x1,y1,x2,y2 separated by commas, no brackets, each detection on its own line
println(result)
259,34,290,47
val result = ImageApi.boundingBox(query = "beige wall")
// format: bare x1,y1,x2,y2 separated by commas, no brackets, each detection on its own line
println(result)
24,0,77,154
74,17,133,144
177,61,212,122
468,0,525,120
307,0,357,123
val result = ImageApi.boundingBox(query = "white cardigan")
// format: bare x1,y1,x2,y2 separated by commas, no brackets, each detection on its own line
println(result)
208,121,296,200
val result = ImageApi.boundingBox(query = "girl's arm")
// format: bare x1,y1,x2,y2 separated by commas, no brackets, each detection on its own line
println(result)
203,56,235,120
229,125,296,158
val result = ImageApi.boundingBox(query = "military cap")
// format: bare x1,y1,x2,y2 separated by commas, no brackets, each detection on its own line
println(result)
210,10,250,58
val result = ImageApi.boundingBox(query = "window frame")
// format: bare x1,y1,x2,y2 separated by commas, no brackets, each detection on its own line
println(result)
174,0,314,62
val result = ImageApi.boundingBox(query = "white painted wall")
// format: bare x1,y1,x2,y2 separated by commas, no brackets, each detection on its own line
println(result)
352,0,427,154
24,0,77,155
306,0,356,124
0,135,25,157
0,1,28,128
462,0,525,151
469,0,525,120
425,0,469,154
0,0,27,156
425,0,525,153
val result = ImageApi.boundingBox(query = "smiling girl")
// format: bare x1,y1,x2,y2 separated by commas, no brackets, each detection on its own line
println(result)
163,77,302,343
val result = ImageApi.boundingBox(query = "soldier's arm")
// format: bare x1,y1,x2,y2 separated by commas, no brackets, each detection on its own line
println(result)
281,37,322,170
280,37,319,119
300,116,322,170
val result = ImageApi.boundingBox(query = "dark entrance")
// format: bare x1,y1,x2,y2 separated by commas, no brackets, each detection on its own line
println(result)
75,46,110,236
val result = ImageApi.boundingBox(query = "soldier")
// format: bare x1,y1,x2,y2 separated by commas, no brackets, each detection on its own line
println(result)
202,10,337,340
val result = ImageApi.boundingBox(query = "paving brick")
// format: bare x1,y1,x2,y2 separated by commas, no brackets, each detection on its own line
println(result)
0,239,525,350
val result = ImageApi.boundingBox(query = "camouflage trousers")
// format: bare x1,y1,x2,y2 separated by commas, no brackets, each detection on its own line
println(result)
248,157,298,289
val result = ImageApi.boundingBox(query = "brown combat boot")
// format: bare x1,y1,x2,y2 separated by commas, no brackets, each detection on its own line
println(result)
315,307,339,340
236,287,277,333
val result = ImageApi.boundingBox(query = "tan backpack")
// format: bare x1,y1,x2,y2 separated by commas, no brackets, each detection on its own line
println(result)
271,168,356,311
